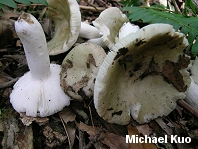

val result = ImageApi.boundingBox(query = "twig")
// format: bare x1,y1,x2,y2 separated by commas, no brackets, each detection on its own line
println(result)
0,77,19,89
83,0,99,11
177,99,198,119
59,114,72,149
88,105,95,130
17,4,44,7
79,130,85,149
171,0,182,14
80,5,106,12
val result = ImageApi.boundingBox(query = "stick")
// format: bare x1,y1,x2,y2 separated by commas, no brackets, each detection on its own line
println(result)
177,99,198,119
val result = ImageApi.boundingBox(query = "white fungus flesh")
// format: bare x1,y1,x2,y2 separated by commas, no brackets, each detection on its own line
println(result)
185,57,198,110
94,23,190,125
47,0,81,55
79,21,101,39
10,13,70,117
60,43,106,100
92,7,128,49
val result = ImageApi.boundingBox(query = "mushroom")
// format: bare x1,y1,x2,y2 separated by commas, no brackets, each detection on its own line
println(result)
94,23,190,125
10,13,70,117
185,57,198,110
60,42,106,100
118,22,139,41
47,0,81,55
79,21,101,39
92,7,129,49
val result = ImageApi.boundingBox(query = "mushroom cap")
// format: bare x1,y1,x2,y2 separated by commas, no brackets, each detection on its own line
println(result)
118,22,139,41
185,57,198,110
10,64,71,117
60,42,106,100
47,0,81,55
94,23,190,125
92,7,128,49
185,77,198,110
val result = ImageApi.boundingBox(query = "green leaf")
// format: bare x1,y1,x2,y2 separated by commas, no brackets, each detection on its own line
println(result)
0,0,17,8
28,0,47,5
185,0,196,15
0,3,4,9
38,0,47,5
123,6,198,55
14,0,31,5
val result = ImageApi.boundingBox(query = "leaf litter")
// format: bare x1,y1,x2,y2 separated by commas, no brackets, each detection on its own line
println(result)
0,0,198,149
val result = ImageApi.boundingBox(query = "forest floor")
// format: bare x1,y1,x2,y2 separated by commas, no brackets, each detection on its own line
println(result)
0,0,198,149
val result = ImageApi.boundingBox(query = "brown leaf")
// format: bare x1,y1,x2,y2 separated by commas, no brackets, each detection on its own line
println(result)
100,132,129,149
76,122,129,149
19,112,49,126
59,107,76,149
127,125,144,149
59,107,76,123
136,124,153,136
127,125,157,149
162,60,187,92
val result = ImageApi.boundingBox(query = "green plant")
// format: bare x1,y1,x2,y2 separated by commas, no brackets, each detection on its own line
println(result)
0,0,47,9
121,0,198,55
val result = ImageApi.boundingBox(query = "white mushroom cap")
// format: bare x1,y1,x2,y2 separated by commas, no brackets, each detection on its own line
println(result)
10,13,70,117
118,22,139,41
94,23,190,125
10,64,70,117
60,42,106,100
92,7,128,49
185,57,198,110
47,0,81,55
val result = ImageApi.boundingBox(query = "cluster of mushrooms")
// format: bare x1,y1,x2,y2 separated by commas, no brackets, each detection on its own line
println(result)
10,0,198,125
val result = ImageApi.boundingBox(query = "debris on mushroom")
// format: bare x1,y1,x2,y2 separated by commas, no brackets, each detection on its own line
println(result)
10,13,70,117
94,23,191,125
185,57,198,110
47,0,81,55
92,7,128,49
60,42,106,101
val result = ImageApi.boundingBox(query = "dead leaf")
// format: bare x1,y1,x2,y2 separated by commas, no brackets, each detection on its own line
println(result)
59,107,76,123
0,19,17,48
155,118,173,135
1,9,19,20
162,60,187,92
43,125,67,148
19,112,49,126
59,107,76,149
127,125,157,149
136,124,153,136
76,121,129,149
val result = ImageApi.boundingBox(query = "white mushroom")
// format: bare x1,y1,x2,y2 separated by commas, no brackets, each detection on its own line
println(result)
60,43,106,100
185,57,198,110
94,23,190,125
47,0,81,55
79,21,101,39
118,22,139,41
10,13,70,117
92,7,128,49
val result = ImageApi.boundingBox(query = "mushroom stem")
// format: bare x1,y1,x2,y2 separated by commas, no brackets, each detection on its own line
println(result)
15,12,50,80
79,21,101,39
